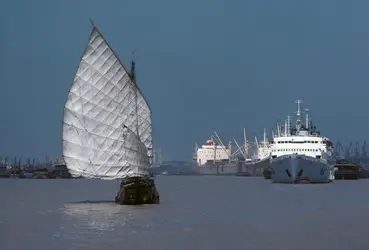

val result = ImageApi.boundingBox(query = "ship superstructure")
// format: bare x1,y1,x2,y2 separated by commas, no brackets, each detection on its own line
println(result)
196,139,232,166
193,132,246,175
193,129,270,176
253,128,272,161
234,128,271,176
269,100,335,183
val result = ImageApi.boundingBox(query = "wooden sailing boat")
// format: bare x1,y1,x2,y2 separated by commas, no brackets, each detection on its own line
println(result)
62,20,159,205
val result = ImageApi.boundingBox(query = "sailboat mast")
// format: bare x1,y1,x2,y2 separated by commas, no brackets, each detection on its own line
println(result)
131,51,140,137
130,59,136,81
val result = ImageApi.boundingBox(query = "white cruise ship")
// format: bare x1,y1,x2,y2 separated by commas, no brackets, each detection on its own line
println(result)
269,100,335,183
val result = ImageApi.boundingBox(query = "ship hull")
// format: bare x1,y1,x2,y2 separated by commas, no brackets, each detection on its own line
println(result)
115,176,160,205
196,158,270,176
334,167,359,180
245,157,270,176
197,162,247,176
270,155,334,183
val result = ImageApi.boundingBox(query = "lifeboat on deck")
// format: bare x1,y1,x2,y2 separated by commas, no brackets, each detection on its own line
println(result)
322,137,333,148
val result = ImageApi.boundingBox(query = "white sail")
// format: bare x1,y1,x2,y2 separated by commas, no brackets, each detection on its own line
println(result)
62,24,152,179
136,93,153,164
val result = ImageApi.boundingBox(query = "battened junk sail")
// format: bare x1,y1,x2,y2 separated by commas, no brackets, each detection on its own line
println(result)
62,21,159,204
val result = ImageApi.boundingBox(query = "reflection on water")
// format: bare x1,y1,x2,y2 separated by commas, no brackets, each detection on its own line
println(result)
62,202,128,234
2,177,369,250
59,199,159,242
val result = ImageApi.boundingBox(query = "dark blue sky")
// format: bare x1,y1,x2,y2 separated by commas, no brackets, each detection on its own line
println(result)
1,0,369,160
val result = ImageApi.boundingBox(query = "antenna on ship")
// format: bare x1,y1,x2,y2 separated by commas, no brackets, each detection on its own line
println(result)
305,108,310,130
294,100,303,132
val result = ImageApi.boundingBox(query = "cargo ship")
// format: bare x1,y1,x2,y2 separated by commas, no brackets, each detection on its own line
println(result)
193,129,270,176
194,138,245,175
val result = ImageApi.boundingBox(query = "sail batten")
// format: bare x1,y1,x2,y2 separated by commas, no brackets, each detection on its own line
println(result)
62,24,153,179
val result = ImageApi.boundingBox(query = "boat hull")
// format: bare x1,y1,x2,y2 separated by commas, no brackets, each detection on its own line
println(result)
196,157,270,176
334,167,359,180
270,154,334,183
358,167,369,179
263,168,272,179
115,176,160,205
197,162,245,176
245,157,270,176
0,167,9,178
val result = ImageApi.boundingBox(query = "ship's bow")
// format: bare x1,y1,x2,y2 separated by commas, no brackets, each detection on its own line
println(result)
270,155,332,183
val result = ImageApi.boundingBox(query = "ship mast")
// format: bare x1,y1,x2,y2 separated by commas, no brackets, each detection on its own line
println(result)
130,51,136,81
287,115,291,136
243,128,248,158
284,119,287,136
211,136,217,163
295,100,303,133
305,108,310,130
255,136,259,149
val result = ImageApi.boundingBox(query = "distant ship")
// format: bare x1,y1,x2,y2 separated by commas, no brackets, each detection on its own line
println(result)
245,128,271,176
193,129,271,176
0,165,9,178
52,158,73,179
194,137,245,176
269,100,335,183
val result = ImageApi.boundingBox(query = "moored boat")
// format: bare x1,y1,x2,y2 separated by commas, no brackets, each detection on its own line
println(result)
269,100,335,183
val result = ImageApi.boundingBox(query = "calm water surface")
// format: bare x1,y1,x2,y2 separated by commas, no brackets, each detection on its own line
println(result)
1,176,369,250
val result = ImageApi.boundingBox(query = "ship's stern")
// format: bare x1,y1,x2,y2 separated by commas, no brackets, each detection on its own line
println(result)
115,176,160,205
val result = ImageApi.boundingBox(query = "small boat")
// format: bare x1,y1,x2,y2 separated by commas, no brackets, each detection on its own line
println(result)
32,167,51,179
334,160,359,180
9,167,24,178
23,166,34,178
52,163,72,179
0,166,9,178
